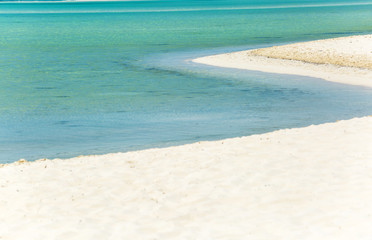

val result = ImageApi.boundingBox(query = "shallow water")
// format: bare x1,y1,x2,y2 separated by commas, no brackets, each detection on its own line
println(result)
1,0,372,162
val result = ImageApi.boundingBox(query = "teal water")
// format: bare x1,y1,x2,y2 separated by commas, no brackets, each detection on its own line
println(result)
1,0,372,163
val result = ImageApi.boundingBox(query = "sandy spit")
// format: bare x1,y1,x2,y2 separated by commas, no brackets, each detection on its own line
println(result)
1,117,372,239
194,35,372,88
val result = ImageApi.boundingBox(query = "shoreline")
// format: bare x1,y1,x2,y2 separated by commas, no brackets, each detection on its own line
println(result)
193,35,372,88
1,116,372,239
1,35,372,239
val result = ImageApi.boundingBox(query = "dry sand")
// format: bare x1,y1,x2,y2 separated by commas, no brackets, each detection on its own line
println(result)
1,117,372,239
194,35,372,88
1,35,372,239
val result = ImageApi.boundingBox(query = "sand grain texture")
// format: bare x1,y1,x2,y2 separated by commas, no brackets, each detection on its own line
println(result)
251,35,372,69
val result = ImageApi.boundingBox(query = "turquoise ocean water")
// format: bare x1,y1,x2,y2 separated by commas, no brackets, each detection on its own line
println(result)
1,0,372,163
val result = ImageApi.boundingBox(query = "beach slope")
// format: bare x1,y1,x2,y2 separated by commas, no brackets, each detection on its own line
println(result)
1,117,372,239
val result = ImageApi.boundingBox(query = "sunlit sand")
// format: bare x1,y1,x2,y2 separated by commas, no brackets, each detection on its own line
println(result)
1,35,372,239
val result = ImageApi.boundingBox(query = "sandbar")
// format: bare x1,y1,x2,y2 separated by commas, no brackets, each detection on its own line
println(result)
194,35,372,88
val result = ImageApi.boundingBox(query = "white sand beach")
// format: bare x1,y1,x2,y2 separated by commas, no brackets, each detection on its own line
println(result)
1,35,372,239
194,35,372,88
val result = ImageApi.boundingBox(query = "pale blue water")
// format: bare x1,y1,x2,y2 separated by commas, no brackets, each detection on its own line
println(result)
1,0,372,163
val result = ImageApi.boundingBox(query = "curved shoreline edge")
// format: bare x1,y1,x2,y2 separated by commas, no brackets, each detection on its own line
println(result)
1,116,372,239
1,35,372,239
193,34,372,88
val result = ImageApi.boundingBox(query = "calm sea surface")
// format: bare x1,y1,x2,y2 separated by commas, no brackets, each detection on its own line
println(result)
1,0,372,162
